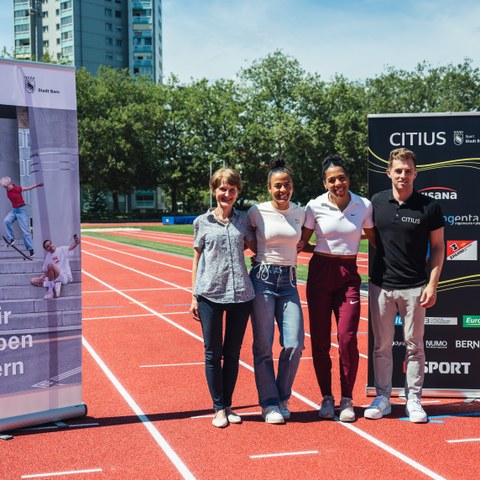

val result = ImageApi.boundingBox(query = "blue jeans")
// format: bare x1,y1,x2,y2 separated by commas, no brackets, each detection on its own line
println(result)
250,263,305,407
197,296,252,411
4,206,33,251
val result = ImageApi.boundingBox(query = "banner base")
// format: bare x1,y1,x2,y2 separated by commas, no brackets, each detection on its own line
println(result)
366,386,480,398
0,403,87,433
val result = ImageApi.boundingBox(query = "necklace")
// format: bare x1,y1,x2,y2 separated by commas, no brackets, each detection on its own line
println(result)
214,208,231,224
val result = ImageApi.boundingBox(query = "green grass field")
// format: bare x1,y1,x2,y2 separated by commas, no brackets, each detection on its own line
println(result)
81,224,369,283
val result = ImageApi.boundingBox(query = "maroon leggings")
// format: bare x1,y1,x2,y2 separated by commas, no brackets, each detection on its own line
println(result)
306,254,361,399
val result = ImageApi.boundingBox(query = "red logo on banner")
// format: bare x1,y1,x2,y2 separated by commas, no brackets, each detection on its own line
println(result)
447,240,477,261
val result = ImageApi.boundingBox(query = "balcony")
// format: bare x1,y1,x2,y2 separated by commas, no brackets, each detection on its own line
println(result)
132,45,152,53
132,16,152,24
133,59,153,67
132,1,152,9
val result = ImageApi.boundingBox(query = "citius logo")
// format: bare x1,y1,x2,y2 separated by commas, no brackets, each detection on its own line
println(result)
389,131,446,146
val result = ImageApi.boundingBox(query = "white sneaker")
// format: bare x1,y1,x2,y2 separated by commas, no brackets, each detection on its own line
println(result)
339,397,356,422
262,405,285,424
406,398,427,423
44,291,54,300
318,395,335,419
226,407,242,424
54,282,62,298
212,409,228,428
279,400,291,420
364,395,391,419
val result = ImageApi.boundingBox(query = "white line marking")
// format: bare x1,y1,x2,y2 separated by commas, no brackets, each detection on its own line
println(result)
84,287,180,293
83,271,202,342
140,362,204,368
447,438,480,443
82,247,445,480
82,336,196,480
83,312,189,321
251,450,319,459
82,239,191,272
21,469,102,478
83,251,193,294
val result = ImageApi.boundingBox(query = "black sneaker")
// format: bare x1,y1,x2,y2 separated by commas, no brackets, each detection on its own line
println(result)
29,249,34,256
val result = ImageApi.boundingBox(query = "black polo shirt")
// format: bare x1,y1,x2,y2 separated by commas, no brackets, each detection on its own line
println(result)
370,189,444,289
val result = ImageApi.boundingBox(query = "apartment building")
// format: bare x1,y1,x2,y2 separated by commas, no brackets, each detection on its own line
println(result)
13,0,162,82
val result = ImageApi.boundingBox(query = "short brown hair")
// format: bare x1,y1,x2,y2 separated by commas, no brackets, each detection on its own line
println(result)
210,168,243,193
388,148,416,168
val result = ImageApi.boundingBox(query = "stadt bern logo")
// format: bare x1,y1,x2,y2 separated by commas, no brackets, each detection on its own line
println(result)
24,76,36,94
453,130,464,146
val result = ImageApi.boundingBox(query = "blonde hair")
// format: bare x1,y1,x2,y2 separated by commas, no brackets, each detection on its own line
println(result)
388,148,416,168
0,176,12,187
209,168,243,193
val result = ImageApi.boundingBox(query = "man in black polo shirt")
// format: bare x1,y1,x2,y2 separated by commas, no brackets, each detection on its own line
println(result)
364,147,444,423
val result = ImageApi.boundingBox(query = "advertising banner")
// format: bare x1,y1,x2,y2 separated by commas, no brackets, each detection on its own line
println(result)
0,59,86,432
368,113,480,397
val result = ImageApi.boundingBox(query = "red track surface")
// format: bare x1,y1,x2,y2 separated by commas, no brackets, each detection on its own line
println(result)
2,231,479,480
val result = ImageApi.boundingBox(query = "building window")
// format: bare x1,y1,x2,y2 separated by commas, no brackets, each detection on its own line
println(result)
43,26,49,33
14,24,29,33
106,53,113,61
60,15,72,26
115,10,122,18
105,8,112,16
105,37,113,46
116,39,122,47
105,23,112,31
135,190,155,208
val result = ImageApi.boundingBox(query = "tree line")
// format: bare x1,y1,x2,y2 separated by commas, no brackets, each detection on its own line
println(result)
74,51,480,212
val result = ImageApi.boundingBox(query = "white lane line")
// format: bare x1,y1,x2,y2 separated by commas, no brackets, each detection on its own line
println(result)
447,438,480,444
82,239,191,272
251,450,319,459
83,249,369,361
21,469,102,478
84,287,180,293
83,271,201,342
83,251,192,294
83,312,189,321
83,248,445,480
82,336,196,480
141,362,204,368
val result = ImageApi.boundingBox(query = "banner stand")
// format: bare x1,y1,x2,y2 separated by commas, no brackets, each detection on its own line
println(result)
368,112,480,398
0,403,87,434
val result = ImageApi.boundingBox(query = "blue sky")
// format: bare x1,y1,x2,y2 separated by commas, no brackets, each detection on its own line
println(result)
1,0,480,82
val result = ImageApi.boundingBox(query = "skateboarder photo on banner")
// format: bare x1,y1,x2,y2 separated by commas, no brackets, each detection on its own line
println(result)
1,175,43,257
31,234,80,300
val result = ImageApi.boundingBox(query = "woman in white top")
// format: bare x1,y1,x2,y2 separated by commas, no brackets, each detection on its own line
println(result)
248,159,305,424
302,154,375,422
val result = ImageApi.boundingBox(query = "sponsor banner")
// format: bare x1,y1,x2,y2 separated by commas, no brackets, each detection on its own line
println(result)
0,60,76,110
447,240,477,261
368,113,480,396
0,59,85,432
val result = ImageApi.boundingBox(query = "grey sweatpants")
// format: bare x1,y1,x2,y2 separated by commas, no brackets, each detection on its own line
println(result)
369,283,426,400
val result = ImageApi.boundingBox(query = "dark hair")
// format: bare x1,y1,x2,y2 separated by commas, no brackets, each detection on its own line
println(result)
43,239,51,249
322,154,349,180
267,158,293,185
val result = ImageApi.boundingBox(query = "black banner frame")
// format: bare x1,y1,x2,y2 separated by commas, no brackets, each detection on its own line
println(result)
367,112,480,398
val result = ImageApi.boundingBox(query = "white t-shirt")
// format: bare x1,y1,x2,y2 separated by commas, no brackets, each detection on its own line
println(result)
43,245,74,282
304,191,374,255
248,201,305,266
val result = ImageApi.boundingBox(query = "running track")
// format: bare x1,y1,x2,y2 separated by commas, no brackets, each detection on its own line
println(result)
2,232,479,480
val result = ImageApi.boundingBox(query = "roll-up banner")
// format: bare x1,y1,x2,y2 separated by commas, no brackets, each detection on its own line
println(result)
368,113,480,398
0,59,86,432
